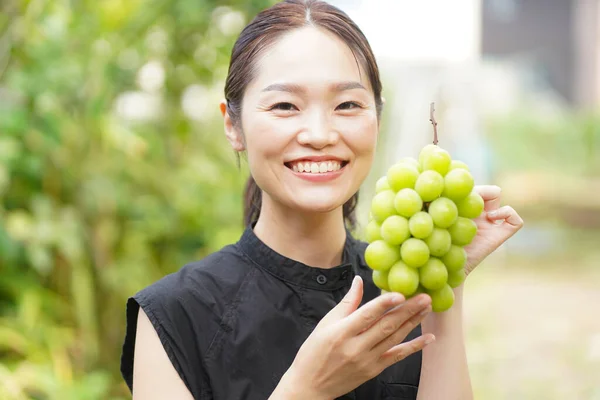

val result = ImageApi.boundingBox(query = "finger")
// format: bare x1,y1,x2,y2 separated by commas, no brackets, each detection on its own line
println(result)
322,276,364,324
379,333,436,370
371,303,432,356
353,294,431,347
486,205,524,228
474,185,502,212
343,291,406,336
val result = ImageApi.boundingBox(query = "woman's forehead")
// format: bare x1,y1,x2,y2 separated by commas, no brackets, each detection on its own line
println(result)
249,26,371,93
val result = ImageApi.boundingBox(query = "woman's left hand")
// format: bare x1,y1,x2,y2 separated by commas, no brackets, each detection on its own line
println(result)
463,185,524,276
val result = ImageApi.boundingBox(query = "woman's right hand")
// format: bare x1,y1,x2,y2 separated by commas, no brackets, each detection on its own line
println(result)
271,275,435,400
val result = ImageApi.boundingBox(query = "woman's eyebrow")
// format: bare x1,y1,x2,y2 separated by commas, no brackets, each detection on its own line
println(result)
261,83,306,94
330,81,366,92
261,81,366,93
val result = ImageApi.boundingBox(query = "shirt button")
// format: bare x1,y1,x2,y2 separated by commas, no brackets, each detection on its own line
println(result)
316,275,328,285
341,271,348,279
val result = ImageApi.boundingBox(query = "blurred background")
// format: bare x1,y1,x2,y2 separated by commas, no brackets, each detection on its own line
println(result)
0,0,598,399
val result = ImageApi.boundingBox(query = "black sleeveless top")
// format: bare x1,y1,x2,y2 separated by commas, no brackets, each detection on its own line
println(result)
120,226,422,399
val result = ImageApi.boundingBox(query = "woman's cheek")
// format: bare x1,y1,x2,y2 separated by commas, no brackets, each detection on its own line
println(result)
339,117,378,153
245,117,296,158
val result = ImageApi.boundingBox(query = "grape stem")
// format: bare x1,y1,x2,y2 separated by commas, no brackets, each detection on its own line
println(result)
429,102,438,145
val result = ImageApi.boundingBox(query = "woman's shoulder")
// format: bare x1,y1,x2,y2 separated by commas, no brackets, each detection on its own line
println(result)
134,242,251,309
121,243,251,393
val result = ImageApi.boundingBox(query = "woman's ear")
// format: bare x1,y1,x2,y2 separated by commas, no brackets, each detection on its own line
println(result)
220,100,245,151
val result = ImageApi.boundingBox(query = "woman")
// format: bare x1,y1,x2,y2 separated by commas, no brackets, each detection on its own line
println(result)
120,1,523,399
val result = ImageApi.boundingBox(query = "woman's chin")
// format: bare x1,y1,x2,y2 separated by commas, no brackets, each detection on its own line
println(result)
288,194,349,215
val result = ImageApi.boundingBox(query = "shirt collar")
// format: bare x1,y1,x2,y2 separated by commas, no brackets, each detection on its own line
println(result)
237,224,359,290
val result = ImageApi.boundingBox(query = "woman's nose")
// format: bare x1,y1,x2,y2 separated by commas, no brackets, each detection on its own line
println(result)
296,110,339,149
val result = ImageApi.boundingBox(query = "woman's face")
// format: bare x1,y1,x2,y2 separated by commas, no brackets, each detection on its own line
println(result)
233,26,379,216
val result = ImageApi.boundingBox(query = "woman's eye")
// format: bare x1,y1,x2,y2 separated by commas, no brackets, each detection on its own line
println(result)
336,101,361,110
271,102,297,111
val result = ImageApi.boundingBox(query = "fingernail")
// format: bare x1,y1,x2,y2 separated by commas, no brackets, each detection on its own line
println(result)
391,293,404,304
425,335,435,345
417,295,430,307
351,276,359,289
488,210,498,218
419,306,432,316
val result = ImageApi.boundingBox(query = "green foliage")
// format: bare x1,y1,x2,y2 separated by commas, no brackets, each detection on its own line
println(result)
486,110,600,176
0,0,275,398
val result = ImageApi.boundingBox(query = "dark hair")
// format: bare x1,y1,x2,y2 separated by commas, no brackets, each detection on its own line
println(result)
224,0,383,228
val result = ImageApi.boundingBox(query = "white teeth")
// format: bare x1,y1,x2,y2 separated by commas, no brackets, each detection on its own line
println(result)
290,160,343,173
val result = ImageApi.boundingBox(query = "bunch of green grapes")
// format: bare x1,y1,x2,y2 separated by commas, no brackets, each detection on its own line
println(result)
364,144,484,312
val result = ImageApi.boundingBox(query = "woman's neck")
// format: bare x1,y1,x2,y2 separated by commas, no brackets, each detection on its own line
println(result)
253,194,348,269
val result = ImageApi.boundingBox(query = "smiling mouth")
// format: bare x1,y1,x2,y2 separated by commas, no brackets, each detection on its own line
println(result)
284,160,349,173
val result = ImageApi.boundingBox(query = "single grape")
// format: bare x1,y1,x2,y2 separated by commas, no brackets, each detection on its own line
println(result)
387,260,419,296
443,169,474,201
449,160,469,171
456,191,484,219
424,227,452,257
387,163,419,191
447,268,466,288
418,144,439,166
380,215,410,246
371,190,397,223
441,245,467,272
375,176,391,193
399,157,422,172
394,188,423,218
408,211,434,239
414,170,444,202
419,258,448,290
365,219,382,243
428,284,455,312
365,240,401,271
421,147,451,176
400,238,430,268
448,217,478,246
428,197,458,228
372,269,390,291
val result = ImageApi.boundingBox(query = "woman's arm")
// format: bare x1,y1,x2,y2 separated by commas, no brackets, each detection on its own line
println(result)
417,285,473,400
132,309,194,400
416,186,522,399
